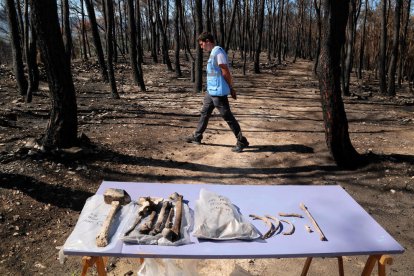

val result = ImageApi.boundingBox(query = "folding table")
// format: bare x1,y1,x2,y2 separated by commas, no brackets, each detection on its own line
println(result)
63,181,404,275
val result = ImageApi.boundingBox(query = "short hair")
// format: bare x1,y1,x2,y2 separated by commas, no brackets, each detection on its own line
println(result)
198,31,215,43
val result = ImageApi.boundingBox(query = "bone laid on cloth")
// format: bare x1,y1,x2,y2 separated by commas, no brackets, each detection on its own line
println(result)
162,192,183,242
96,201,121,247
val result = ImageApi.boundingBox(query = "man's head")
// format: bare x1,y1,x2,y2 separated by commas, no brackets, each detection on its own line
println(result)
198,31,215,52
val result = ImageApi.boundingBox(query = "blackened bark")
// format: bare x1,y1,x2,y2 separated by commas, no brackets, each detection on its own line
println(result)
342,0,356,96
174,0,182,77
379,0,387,94
104,0,120,99
26,4,39,103
62,0,72,61
194,0,203,93
6,0,28,96
84,0,108,82
127,0,146,91
218,0,225,46
317,0,361,169
397,0,411,87
313,0,321,75
358,0,368,79
254,0,265,73
155,0,173,71
387,0,402,96
30,0,78,149
225,0,238,52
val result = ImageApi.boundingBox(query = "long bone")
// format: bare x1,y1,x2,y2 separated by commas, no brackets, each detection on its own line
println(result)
96,188,131,247
300,203,327,241
162,192,183,242
149,201,172,235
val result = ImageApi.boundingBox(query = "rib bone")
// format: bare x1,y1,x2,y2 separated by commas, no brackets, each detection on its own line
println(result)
249,214,276,239
280,219,295,235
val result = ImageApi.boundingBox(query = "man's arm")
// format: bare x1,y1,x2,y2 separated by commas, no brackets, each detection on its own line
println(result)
219,64,237,99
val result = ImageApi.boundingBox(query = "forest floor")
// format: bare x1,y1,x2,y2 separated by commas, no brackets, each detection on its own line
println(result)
0,56,413,276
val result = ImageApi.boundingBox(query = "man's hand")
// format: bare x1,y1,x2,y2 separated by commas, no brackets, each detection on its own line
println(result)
230,87,237,100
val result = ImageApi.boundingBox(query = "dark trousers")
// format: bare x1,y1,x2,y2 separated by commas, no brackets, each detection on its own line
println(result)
194,93,247,145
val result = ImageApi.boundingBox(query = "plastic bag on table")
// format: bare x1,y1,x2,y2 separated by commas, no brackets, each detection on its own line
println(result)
137,258,199,276
122,199,193,246
192,188,260,240
59,194,134,263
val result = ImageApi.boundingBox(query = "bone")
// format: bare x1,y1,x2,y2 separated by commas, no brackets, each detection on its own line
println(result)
305,225,313,233
249,214,276,239
124,197,156,236
265,215,281,233
162,192,183,242
149,201,172,236
278,212,304,218
139,210,157,234
96,188,131,247
280,219,295,235
300,203,327,241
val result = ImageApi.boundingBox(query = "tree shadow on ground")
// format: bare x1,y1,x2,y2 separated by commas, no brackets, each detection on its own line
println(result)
0,173,93,211
363,152,414,166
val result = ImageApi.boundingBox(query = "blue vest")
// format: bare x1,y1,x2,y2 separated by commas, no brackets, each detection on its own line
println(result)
207,46,230,96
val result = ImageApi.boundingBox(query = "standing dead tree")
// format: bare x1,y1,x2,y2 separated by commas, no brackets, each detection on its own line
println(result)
29,0,78,149
6,0,28,96
317,0,361,169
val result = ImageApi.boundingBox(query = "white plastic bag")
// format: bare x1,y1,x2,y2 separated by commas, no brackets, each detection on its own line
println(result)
192,189,260,240
137,258,199,276
59,194,134,263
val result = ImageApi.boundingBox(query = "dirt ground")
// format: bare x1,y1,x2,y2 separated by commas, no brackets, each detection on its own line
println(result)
0,56,413,276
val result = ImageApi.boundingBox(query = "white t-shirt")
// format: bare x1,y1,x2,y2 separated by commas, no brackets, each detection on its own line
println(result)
216,51,227,65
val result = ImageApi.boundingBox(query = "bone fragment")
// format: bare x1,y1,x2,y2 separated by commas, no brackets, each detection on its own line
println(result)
249,214,276,239
149,201,172,235
162,192,183,242
280,219,295,235
278,212,304,218
96,201,121,247
139,210,157,234
305,225,313,233
300,203,327,241
124,197,156,236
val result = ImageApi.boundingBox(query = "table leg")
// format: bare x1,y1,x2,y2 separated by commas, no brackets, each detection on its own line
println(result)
361,255,393,276
301,257,313,276
337,257,344,276
81,256,107,276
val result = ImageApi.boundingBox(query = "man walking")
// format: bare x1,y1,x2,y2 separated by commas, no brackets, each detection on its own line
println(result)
186,32,249,152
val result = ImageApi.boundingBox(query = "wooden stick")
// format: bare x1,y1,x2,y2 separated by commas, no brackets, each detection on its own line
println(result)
300,203,327,241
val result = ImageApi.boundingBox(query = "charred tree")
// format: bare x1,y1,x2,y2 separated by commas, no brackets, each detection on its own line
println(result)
357,0,368,79
317,0,361,169
378,0,387,94
155,0,173,71
6,0,28,96
84,0,108,82
127,0,145,91
174,0,182,77
254,0,265,73
62,0,72,61
194,0,203,93
30,0,78,149
387,0,402,96
104,0,120,99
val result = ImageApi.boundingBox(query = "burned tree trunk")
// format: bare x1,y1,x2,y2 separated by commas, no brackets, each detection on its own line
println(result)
6,0,28,96
127,0,146,91
30,0,78,149
317,0,361,169
194,0,203,93
387,0,402,96
62,0,72,61
378,0,387,94
84,0,108,82
254,0,265,73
